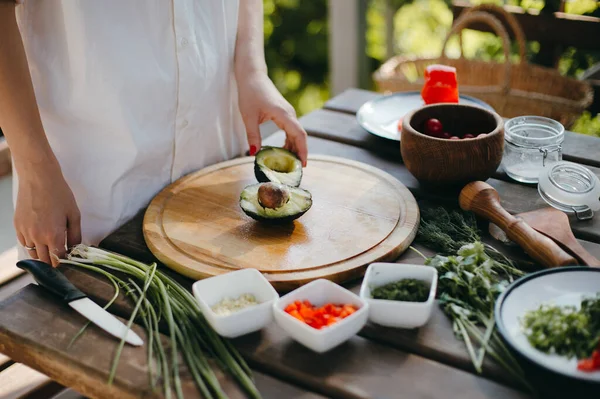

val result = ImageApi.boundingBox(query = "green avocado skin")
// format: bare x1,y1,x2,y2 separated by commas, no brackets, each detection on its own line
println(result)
253,147,303,187
254,163,271,183
240,206,310,224
239,183,313,223
253,163,303,187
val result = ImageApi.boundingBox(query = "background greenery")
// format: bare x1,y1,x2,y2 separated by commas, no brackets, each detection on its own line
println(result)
263,0,600,136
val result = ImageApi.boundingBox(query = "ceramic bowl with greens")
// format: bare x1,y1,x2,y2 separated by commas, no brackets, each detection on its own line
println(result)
495,266,600,390
359,263,437,329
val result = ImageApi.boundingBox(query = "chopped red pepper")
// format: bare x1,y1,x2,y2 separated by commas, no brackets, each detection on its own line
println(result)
577,343,600,372
578,358,597,372
284,300,359,330
421,64,459,105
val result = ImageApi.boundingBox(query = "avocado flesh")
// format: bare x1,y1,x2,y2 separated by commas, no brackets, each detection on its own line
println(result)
240,183,312,222
254,147,302,187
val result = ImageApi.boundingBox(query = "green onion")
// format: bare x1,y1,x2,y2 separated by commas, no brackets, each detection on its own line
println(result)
61,244,261,399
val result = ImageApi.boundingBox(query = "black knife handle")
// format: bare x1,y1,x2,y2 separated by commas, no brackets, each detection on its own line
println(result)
16,259,87,302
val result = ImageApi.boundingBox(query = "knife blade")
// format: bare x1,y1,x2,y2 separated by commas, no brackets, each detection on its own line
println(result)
16,259,144,347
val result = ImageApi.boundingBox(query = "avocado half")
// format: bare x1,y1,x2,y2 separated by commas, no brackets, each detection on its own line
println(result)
254,146,303,187
240,182,312,223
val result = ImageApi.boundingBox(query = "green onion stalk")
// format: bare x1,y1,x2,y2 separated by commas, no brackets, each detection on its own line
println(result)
61,244,261,399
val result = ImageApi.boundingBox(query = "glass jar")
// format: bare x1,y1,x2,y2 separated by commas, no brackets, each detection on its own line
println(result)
503,116,565,184
538,162,600,220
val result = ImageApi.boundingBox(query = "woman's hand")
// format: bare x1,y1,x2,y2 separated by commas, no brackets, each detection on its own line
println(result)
14,164,81,266
237,73,308,167
0,3,80,266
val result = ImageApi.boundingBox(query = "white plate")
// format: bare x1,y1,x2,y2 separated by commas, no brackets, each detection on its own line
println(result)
495,267,600,382
356,91,494,141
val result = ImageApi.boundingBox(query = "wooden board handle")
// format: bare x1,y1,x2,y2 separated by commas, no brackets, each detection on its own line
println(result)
459,181,578,268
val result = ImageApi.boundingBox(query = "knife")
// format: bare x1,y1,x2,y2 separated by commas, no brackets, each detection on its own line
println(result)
16,259,144,347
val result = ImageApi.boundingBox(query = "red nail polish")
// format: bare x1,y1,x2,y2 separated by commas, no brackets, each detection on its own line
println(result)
250,145,257,156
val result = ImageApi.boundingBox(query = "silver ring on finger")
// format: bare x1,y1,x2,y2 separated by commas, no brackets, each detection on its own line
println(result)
24,244,36,251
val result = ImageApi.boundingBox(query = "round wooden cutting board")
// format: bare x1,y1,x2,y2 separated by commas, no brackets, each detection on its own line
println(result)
143,155,419,291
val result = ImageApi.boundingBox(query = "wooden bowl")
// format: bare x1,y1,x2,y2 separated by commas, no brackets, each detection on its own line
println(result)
401,103,504,186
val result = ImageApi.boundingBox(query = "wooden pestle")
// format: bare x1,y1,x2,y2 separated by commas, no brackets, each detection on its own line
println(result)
459,181,578,268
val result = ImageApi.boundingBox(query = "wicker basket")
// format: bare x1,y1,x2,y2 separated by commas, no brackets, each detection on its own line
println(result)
372,4,594,128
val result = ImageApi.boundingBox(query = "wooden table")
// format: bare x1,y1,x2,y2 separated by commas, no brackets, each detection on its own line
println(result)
1,88,600,399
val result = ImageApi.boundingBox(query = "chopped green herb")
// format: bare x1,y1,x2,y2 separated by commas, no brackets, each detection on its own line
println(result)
371,279,430,302
522,294,600,360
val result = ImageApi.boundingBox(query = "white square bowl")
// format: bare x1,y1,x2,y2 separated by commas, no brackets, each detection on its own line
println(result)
359,263,437,329
273,279,369,353
192,268,279,338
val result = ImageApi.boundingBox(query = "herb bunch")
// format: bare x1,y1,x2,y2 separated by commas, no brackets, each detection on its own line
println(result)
416,206,528,270
413,205,533,391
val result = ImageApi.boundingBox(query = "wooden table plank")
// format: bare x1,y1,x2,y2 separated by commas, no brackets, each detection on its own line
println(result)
99,211,600,389
0,275,334,399
47,371,328,399
323,88,600,168
3,88,597,399
0,279,528,399
0,247,23,286
51,388,86,399
95,131,600,390
62,258,530,395
0,363,54,399
354,240,600,388
0,353,11,371
234,327,529,399
95,133,600,390
0,285,260,399
41,269,536,398
0,273,33,302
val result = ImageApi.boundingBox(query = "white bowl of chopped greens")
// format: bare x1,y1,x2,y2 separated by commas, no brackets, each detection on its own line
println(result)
495,266,600,385
359,263,437,328
192,268,279,338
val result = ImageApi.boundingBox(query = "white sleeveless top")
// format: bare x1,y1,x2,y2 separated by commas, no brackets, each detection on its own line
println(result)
13,0,246,248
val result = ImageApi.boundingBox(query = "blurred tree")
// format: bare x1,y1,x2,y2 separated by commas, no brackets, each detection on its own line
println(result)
263,0,598,134
263,0,329,116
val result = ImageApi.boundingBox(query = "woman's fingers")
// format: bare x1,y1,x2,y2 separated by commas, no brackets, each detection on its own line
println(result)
17,230,37,259
19,231,67,266
48,231,67,266
272,108,308,166
17,220,71,266
243,114,262,156
67,210,82,249
34,243,51,265
14,166,80,266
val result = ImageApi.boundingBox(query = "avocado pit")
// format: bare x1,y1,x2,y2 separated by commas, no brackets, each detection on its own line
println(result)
258,182,290,209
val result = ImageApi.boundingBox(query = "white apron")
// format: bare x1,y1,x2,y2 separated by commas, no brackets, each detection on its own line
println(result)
13,0,247,257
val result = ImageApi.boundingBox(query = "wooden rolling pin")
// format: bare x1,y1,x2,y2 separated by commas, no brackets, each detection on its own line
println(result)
459,181,578,268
